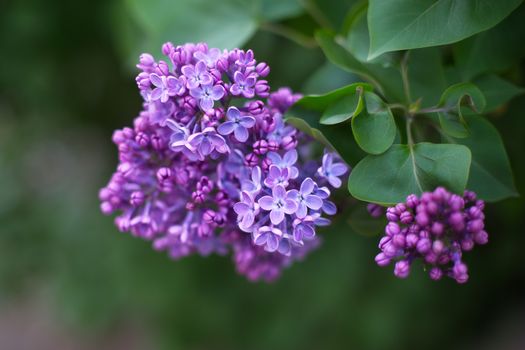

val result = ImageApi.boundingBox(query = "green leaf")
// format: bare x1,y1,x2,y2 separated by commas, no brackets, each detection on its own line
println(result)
407,48,447,107
302,62,360,95
297,82,373,111
444,115,518,201
348,143,471,205
351,92,396,154
453,4,525,80
437,83,486,138
368,0,522,60
315,30,405,102
320,86,366,125
285,104,365,165
473,74,525,112
123,0,303,64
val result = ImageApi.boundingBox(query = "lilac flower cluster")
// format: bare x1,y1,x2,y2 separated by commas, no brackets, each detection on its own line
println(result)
374,187,488,283
99,42,347,282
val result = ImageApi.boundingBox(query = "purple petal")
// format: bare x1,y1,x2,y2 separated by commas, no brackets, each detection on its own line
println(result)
246,76,256,87
181,65,194,77
266,152,281,165
273,185,286,199
323,153,333,169
300,178,315,195
268,165,280,179
322,200,337,215
289,167,299,179
239,116,256,128
200,97,213,111
328,176,342,188
331,163,348,177
305,195,323,210
199,137,212,155
315,217,331,226
218,121,236,135
230,84,241,96
302,224,315,239
233,71,244,84
160,90,169,103
227,106,241,120
150,88,163,101
258,196,274,210
234,125,248,142
283,199,298,214
200,73,213,86
277,239,291,256
242,88,255,99
189,87,203,99
266,233,279,252
287,189,299,201
234,202,250,215
241,211,255,228
254,232,268,246
283,149,298,166
149,73,163,87
210,85,225,100
296,202,307,218
270,209,285,225
195,60,207,73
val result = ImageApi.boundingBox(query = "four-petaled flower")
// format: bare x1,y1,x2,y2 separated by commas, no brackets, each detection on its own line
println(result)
254,226,282,252
317,153,348,188
241,166,262,195
188,127,229,159
190,83,225,111
149,73,185,103
193,48,222,68
181,60,213,89
263,165,290,188
258,185,297,225
230,71,256,98
217,107,256,142
288,178,323,218
147,100,175,126
166,119,198,160
233,191,259,232
267,149,299,179
292,216,316,242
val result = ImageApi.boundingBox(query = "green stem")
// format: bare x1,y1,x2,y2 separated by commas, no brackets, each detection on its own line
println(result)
299,0,333,29
260,22,318,49
400,51,412,105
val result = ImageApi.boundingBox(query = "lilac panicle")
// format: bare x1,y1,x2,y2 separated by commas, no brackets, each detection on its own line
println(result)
374,187,488,283
100,42,348,282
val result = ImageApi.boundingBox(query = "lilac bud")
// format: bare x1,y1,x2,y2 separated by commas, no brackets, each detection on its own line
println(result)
467,219,484,233
130,191,145,207
416,212,430,227
453,262,469,283
215,191,229,206
112,130,126,144
449,194,465,211
161,42,174,56
395,203,406,213
468,206,482,219
400,211,413,224
474,230,488,245
394,260,410,278
382,243,399,258
378,236,391,249
417,238,431,254
255,80,270,97
99,187,112,201
367,203,384,218
424,252,438,264
406,233,419,248
386,208,399,222
282,135,297,150
100,202,113,215
448,212,465,232
256,62,270,77
156,167,172,183
375,253,391,267
431,222,444,236
267,140,279,152
393,234,406,248
151,134,165,150
156,60,170,75
406,194,419,208
432,240,444,254
262,156,272,171
135,132,150,147
419,229,430,239
137,53,155,71
245,152,259,167
461,238,474,251
426,201,438,215
386,222,400,236
429,267,443,280
253,140,269,155
203,210,216,224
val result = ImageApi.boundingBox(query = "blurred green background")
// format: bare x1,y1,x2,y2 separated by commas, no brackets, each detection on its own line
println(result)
1,0,524,349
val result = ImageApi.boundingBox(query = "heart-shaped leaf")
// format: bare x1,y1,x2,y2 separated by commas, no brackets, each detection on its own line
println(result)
320,86,366,125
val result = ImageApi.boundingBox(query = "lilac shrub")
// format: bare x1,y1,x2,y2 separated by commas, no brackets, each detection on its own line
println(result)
375,187,488,283
99,42,347,282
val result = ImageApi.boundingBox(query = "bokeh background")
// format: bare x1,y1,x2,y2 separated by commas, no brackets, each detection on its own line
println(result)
1,0,524,349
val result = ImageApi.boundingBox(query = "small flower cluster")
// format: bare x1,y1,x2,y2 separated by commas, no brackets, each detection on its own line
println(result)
100,43,347,282
374,187,488,283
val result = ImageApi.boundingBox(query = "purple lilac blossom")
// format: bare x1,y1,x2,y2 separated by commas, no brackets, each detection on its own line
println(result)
100,42,348,282
374,187,488,283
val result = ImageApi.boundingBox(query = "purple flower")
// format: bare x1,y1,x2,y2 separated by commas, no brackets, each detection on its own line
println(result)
266,149,299,179
234,191,259,232
253,226,282,252
166,119,198,159
217,107,256,142
258,185,298,225
149,73,185,103
188,127,229,158
288,178,323,218
147,100,175,126
181,60,212,89
263,165,290,188
230,71,256,98
194,48,222,67
190,83,225,111
292,216,316,242
317,153,348,188
241,166,262,195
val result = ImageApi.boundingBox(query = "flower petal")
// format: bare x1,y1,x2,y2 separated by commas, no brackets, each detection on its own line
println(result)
283,199,298,214
258,196,274,211
296,202,307,218
305,195,323,210
331,163,348,177
149,73,163,87
273,185,286,199
234,125,248,142
217,121,236,136
283,149,298,165
239,116,256,128
328,176,342,188
270,209,284,225
200,97,213,111
210,85,225,100
300,178,315,195
227,106,241,121
234,202,250,215
265,233,279,252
